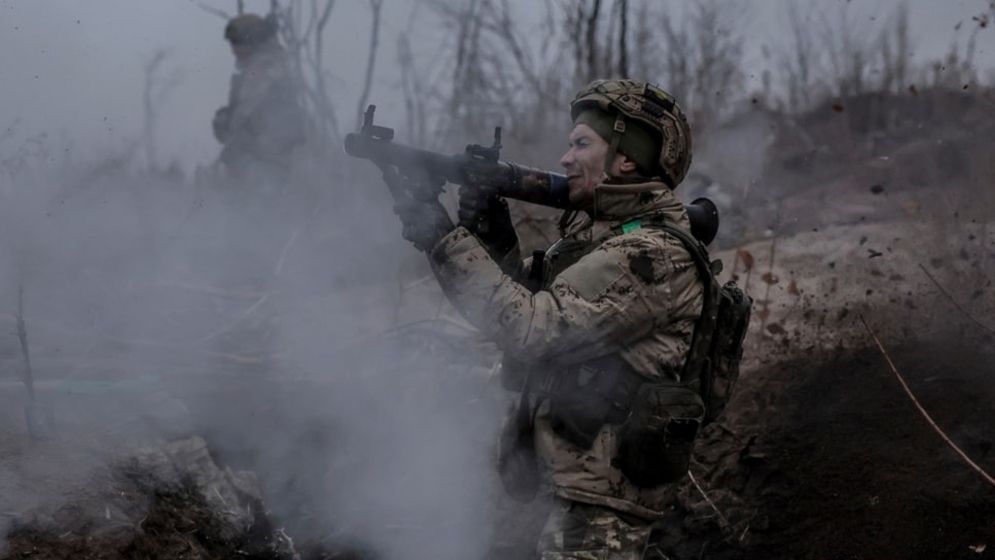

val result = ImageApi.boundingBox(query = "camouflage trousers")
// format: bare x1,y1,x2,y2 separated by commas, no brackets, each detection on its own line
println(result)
536,500,673,560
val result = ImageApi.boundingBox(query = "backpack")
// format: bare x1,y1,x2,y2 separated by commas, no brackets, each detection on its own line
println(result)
651,224,753,425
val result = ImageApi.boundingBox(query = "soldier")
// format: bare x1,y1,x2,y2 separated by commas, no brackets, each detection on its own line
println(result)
392,79,703,559
212,13,306,184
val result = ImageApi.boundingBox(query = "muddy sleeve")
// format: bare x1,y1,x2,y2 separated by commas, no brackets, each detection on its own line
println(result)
430,226,677,364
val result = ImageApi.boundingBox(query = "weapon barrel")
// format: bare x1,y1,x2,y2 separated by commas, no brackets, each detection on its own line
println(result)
345,132,572,209
344,133,461,179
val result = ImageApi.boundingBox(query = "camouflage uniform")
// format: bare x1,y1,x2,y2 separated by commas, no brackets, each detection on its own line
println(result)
429,178,703,558
537,500,670,560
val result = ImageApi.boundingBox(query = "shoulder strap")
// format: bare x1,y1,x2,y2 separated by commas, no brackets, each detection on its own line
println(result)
638,221,719,386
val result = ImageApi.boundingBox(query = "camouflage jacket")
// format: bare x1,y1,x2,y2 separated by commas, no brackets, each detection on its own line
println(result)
430,181,704,519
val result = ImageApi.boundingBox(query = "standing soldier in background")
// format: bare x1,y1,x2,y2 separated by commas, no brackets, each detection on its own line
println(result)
213,11,306,187
390,79,716,559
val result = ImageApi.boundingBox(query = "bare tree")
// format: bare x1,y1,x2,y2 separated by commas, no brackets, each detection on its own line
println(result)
647,1,745,131
616,0,629,77
275,0,342,147
818,2,878,99
583,0,603,82
398,33,428,146
878,2,910,95
780,1,818,112
142,49,184,172
355,0,384,130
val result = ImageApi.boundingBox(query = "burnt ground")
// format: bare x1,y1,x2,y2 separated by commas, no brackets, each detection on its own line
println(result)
709,327,995,560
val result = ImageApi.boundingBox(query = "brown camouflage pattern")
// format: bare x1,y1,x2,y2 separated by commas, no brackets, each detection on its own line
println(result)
430,181,704,520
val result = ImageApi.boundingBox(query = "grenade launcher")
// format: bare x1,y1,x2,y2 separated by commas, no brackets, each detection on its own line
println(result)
344,105,719,244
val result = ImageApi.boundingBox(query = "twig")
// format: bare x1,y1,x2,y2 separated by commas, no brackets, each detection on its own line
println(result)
313,0,340,141
918,263,995,337
155,281,265,299
189,0,231,19
276,201,323,276
197,295,270,344
275,229,301,276
759,201,782,332
382,316,477,337
687,469,731,530
15,285,35,403
859,314,995,488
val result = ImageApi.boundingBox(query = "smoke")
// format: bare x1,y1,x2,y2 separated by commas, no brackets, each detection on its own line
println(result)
0,121,510,559
2,2,994,559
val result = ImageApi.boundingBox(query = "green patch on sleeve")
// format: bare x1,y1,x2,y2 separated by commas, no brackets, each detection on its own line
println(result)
621,219,642,234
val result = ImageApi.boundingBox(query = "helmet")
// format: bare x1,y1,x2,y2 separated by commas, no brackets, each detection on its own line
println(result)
570,79,692,187
224,14,278,46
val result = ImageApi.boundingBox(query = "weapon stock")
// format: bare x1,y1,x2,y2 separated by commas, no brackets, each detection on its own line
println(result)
345,105,719,245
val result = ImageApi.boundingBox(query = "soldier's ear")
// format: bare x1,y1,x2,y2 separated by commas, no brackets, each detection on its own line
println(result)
617,155,638,175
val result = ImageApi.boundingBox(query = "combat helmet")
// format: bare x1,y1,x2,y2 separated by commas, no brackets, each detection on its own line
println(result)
570,79,692,188
224,13,278,46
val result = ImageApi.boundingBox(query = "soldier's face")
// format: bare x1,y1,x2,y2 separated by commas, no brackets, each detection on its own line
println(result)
560,124,609,206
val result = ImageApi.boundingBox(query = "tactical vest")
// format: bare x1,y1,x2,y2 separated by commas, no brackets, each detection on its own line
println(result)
503,214,751,493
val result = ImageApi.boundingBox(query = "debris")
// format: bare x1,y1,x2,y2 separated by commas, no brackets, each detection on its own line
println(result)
738,249,755,271
787,279,799,296
869,184,885,194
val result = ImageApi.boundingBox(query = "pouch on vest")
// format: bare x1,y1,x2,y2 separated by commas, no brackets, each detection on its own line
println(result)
546,357,641,451
643,222,752,425
615,384,705,487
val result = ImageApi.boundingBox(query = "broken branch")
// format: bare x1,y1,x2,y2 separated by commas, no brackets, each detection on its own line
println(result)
860,314,995,488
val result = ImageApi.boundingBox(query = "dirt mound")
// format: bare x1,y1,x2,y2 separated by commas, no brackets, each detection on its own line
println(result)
746,340,995,559
2,437,300,560
676,324,995,560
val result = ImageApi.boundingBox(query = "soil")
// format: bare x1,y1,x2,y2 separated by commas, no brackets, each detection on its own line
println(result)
698,328,995,560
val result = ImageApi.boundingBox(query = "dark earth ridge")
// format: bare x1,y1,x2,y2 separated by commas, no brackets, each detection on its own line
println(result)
733,332,995,560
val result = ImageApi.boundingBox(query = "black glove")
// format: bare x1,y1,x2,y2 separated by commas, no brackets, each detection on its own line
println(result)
386,170,455,253
457,186,518,257
212,106,231,143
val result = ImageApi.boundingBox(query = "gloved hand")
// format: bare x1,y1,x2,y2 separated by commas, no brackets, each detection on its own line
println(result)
458,186,518,257
212,106,231,143
386,170,455,253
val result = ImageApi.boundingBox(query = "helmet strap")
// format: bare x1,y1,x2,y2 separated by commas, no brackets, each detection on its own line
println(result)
603,115,626,179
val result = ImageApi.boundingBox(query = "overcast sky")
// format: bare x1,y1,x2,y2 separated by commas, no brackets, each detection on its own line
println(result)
1,0,992,170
